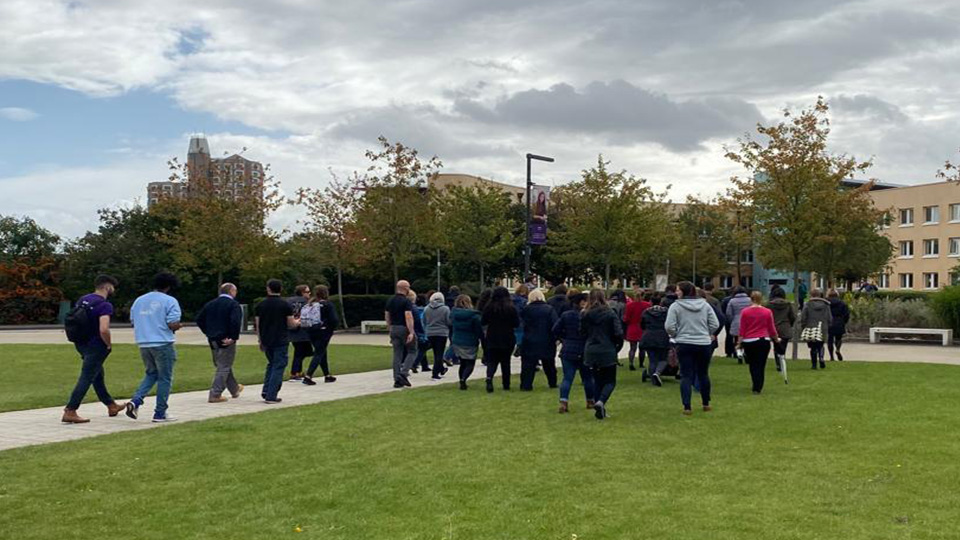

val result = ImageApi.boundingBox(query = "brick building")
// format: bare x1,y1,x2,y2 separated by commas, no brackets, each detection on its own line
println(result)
147,135,265,206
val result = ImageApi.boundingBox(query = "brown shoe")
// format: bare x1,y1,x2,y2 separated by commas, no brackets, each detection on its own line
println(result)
703,405,713,412
682,409,693,416
208,396,228,403
62,408,90,424
231,384,244,399
558,401,569,414
586,400,596,410
106,402,126,417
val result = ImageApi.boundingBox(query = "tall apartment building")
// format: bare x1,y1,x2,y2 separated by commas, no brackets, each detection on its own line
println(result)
147,135,265,206
870,181,960,291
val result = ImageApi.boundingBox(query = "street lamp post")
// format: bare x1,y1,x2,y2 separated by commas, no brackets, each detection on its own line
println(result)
525,153,554,281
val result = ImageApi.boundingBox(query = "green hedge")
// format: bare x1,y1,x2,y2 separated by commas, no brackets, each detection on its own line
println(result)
930,286,960,335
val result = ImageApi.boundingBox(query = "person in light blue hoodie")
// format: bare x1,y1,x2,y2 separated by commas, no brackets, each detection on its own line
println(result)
125,272,183,423
666,281,720,416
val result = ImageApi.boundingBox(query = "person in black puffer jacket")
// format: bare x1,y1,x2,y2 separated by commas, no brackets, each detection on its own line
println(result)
639,293,670,386
826,289,850,361
481,287,520,392
520,289,559,390
580,289,624,420
552,293,595,413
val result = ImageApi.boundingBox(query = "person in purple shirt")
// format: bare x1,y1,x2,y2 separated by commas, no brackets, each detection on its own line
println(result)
62,274,127,424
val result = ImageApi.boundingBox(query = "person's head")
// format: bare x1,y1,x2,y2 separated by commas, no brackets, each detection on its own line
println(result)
750,290,764,305
515,283,529,297
587,289,607,310
665,284,677,295
675,281,695,298
449,285,460,297
528,289,546,303
827,288,840,299
406,289,416,302
314,285,329,301
415,293,427,307
266,279,283,295
568,287,581,297
554,284,568,296
430,292,445,305
770,285,786,300
454,294,473,309
650,292,662,306
491,286,511,304
396,280,410,295
569,292,587,309
732,285,746,296
697,289,707,299
703,282,715,293
219,282,237,298
810,288,824,299
93,274,118,297
295,284,310,298
152,272,179,293
611,289,626,303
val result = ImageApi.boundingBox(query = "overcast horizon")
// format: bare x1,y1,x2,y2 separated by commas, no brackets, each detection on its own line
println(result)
2,0,960,238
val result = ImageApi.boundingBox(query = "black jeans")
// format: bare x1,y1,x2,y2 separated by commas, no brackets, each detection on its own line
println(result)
592,364,617,404
827,334,843,359
428,336,447,376
742,340,771,393
676,343,712,410
628,341,645,367
724,330,736,357
484,348,511,389
67,342,115,410
416,340,430,370
646,348,668,377
290,341,314,375
808,341,825,366
307,330,333,377
520,354,558,390
458,359,477,381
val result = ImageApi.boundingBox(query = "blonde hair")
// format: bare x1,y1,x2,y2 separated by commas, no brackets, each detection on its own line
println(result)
515,283,529,296
528,288,546,303
407,289,416,301
454,294,473,309
750,290,763,304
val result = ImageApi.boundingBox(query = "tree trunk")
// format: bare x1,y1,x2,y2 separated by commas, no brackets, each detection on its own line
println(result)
791,264,800,361
605,262,611,290
479,263,485,288
392,252,399,284
216,270,223,293
337,264,346,329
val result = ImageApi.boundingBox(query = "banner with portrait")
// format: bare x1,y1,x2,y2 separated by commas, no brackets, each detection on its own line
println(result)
528,185,550,245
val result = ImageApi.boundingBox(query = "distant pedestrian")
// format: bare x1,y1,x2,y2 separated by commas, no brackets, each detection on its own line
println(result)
580,289,624,420
724,286,752,364
411,291,430,374
445,286,460,309
424,292,452,380
827,289,850,362
639,293,670,386
61,274,126,424
286,285,314,381
766,285,796,371
450,294,483,390
481,286,520,393
126,272,183,422
255,279,301,403
666,281,720,415
300,285,339,384
720,292,735,358
520,289,559,390
797,279,809,309
702,283,720,309
385,280,417,388
547,284,572,317
623,292,651,371
800,289,832,370
196,282,244,403
737,291,780,394
511,284,529,357
552,292,595,413
607,290,627,323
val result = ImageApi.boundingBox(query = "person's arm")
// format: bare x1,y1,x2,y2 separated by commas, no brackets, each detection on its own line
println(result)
225,303,242,344
707,304,720,335
99,315,112,349
384,311,391,326
789,305,797,327
552,314,564,340
404,310,415,343
665,305,678,337
254,316,262,350
327,302,340,330
286,315,300,329
166,301,183,332
766,311,780,342
196,304,208,335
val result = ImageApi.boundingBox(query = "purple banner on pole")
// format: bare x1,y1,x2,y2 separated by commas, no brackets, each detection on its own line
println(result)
528,185,550,245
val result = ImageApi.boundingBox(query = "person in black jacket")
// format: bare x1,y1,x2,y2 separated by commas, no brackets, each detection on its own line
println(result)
196,282,244,403
826,289,850,361
581,289,624,420
481,286,520,393
547,284,572,317
302,285,339,385
552,293,594,413
639,293,670,386
520,289,559,390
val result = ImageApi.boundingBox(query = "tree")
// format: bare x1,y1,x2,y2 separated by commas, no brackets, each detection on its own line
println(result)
438,184,522,287
724,96,872,359
351,137,442,283
0,215,60,263
551,156,668,287
294,171,361,327
669,197,738,285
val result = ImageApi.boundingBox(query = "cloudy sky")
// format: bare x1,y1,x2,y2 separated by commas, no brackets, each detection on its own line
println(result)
2,0,959,238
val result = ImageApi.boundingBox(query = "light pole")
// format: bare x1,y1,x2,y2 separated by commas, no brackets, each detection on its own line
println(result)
525,153,554,281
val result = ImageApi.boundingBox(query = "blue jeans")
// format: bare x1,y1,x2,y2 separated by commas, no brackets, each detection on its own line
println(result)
262,345,289,400
559,355,595,403
132,344,177,418
676,343,712,410
66,342,115,410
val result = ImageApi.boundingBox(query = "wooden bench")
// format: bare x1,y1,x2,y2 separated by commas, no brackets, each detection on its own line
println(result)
361,320,389,334
869,327,953,346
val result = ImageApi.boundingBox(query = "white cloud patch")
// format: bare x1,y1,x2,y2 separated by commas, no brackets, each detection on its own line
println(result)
0,107,38,121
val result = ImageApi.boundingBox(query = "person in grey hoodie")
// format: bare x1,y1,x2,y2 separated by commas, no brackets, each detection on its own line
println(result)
423,292,453,380
666,281,720,415
724,286,752,364
800,289,833,370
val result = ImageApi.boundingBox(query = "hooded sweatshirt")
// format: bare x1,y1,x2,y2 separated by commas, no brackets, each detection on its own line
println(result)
423,294,452,337
666,297,720,345
800,297,833,337
766,298,797,339
579,305,624,367
725,292,753,336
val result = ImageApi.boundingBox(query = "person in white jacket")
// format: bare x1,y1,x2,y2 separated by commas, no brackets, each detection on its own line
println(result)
666,281,720,416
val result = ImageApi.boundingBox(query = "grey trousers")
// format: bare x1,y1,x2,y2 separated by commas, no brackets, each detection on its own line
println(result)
209,342,240,398
389,326,417,381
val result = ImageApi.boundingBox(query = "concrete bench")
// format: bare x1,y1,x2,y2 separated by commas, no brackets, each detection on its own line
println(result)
869,327,953,346
361,320,389,334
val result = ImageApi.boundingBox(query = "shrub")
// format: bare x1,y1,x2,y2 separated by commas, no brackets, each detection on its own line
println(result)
930,286,960,335
846,296,944,335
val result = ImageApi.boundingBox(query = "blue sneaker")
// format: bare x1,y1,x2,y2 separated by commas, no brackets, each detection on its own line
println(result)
151,415,177,423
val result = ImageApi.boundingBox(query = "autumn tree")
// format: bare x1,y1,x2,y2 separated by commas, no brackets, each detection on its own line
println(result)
669,197,738,285
0,215,63,324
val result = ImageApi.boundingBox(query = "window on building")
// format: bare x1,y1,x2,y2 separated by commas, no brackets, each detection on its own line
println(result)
899,273,913,289
924,205,940,224
878,274,889,289
952,273,960,286
899,208,914,226
923,238,939,257
899,240,914,258
951,204,960,222
879,213,892,229
950,238,960,256
740,250,754,264
741,276,753,288
720,275,733,289
924,272,939,289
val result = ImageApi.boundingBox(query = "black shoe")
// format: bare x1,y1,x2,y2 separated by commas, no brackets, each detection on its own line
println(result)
838,352,844,361
811,363,817,370
402,376,412,387
125,402,139,420
652,373,663,387
641,372,649,382
302,376,317,386
431,375,443,380
264,398,282,404
411,367,419,374
459,380,468,390
394,379,405,388
441,367,449,375
819,361,826,369
629,364,637,371
324,376,337,383
485,379,494,393
594,401,606,420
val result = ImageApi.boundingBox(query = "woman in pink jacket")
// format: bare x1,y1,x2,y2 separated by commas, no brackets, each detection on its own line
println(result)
736,291,780,394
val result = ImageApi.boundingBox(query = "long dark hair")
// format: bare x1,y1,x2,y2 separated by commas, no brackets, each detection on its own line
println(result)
586,289,609,311
483,286,515,318
476,288,493,313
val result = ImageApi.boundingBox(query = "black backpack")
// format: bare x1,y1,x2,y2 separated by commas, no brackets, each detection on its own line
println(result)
64,297,103,344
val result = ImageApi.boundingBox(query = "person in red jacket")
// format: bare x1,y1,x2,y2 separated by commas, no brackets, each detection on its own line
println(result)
736,291,780,394
623,292,652,371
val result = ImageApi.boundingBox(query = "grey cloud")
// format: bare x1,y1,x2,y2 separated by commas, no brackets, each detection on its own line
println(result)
832,94,908,123
454,80,765,151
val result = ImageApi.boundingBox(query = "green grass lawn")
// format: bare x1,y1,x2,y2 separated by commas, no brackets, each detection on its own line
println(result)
0,343,392,412
1,359,958,539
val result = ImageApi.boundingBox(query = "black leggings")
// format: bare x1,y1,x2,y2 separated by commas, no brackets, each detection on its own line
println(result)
290,341,314,375
428,336,447,376
808,341,825,365
307,332,332,377
484,348,512,389
520,354,558,390
827,334,843,360
742,340,771,393
628,341,645,367
592,364,617,404
458,358,477,381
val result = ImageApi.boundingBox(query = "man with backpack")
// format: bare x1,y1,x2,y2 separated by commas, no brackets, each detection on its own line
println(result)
196,282,245,403
62,274,126,424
